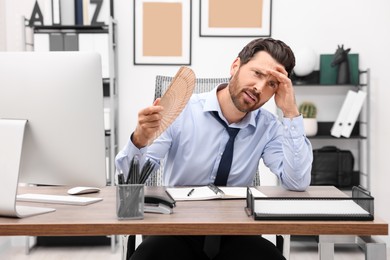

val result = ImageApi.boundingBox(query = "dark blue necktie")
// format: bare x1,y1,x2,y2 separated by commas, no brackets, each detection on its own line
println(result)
211,111,240,186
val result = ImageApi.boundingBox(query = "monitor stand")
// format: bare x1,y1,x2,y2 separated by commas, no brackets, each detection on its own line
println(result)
0,119,55,218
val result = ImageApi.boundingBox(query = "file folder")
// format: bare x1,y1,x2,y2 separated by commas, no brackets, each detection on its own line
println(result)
330,90,357,137
341,90,367,138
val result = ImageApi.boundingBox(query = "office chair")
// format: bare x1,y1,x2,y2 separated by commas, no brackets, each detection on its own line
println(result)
122,75,290,260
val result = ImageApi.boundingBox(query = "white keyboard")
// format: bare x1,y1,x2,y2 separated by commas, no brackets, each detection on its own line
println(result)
17,193,103,206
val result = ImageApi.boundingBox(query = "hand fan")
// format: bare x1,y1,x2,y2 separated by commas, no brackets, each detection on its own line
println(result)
151,66,196,143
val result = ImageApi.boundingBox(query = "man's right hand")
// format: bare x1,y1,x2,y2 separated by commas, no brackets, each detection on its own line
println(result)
132,98,164,148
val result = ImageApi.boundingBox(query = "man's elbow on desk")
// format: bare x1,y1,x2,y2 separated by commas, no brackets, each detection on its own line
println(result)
281,176,311,191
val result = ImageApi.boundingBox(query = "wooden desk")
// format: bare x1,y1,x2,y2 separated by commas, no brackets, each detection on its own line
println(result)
0,186,387,260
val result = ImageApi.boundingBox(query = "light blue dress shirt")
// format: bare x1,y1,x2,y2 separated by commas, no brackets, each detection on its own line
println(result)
115,85,312,191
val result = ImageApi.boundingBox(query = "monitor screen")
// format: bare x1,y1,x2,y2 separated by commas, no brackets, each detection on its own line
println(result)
0,51,107,187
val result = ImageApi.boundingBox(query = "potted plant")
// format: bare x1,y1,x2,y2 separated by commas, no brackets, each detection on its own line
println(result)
299,101,318,136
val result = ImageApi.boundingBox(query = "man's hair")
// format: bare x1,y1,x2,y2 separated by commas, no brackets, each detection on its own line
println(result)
237,38,296,77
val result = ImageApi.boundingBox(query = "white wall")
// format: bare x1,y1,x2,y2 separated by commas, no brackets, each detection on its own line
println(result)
2,0,36,51
0,0,5,51
115,0,390,244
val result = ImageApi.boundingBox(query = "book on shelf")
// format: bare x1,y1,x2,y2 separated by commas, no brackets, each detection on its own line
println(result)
49,33,63,51
51,0,61,25
75,0,84,25
166,184,266,201
63,33,79,51
82,0,90,25
60,0,75,26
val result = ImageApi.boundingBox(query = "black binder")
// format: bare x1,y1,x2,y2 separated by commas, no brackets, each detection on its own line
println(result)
245,186,374,221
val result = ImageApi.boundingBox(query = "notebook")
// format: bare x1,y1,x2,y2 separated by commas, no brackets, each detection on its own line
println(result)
166,184,266,201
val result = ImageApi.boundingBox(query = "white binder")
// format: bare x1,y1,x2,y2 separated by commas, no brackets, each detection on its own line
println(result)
330,90,357,137
341,90,367,138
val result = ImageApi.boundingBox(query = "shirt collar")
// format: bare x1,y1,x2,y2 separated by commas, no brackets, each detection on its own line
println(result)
203,83,257,128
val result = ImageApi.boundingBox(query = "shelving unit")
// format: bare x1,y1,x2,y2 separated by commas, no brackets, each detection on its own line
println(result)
293,69,370,190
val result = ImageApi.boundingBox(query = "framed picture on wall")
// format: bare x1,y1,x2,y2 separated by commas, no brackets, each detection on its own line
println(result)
200,0,272,37
134,0,192,65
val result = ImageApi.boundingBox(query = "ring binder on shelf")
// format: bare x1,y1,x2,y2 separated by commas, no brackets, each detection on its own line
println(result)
245,186,374,221
341,90,367,138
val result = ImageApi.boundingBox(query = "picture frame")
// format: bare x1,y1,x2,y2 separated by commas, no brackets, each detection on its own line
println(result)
134,0,192,65
200,0,272,37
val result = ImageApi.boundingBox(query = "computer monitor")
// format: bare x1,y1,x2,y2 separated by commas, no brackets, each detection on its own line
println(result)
0,51,107,187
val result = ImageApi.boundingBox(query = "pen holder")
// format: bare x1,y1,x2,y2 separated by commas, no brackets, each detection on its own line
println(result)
116,184,144,220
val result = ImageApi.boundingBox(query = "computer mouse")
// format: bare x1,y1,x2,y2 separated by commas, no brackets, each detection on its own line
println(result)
67,186,101,195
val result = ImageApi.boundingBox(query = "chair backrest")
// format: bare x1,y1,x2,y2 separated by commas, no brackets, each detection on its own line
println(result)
145,75,261,187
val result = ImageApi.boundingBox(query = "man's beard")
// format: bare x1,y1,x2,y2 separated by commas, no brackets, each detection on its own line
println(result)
228,73,259,113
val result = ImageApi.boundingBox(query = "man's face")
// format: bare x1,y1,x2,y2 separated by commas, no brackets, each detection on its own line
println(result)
228,51,281,113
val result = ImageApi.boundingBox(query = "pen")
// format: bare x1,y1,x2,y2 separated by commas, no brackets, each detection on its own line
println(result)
187,188,195,197
117,171,126,216
208,183,225,195
117,172,125,185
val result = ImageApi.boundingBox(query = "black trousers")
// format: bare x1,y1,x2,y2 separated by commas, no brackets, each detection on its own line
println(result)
130,235,286,260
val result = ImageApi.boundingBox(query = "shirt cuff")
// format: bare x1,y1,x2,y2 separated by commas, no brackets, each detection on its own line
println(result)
282,115,306,138
125,134,145,155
